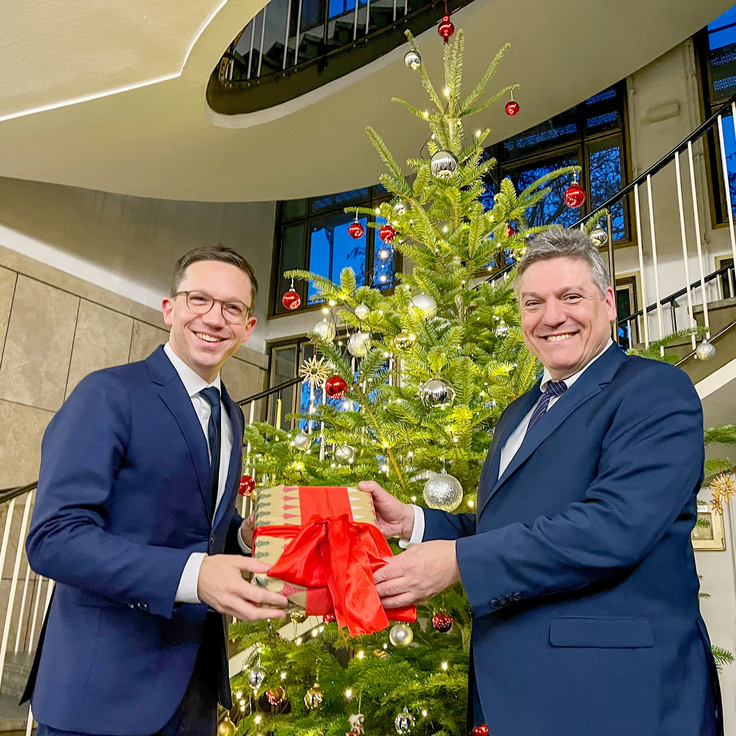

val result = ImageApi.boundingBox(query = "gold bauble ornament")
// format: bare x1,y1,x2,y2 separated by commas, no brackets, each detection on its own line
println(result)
217,716,237,736
289,611,307,624
389,623,414,648
373,648,389,659
394,331,413,351
304,684,324,710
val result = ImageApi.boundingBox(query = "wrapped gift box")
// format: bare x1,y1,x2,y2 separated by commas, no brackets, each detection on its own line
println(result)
252,485,416,635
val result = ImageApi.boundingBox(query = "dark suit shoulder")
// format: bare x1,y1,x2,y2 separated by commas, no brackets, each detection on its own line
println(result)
613,353,697,397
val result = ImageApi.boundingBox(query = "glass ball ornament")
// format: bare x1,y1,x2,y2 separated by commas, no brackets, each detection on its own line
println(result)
419,378,456,408
349,221,365,239
389,623,414,648
373,648,389,659
282,289,301,311
590,227,608,246
290,611,307,624
325,374,348,398
438,15,454,43
335,445,356,463
432,612,454,633
304,684,324,710
430,150,459,179
265,686,286,705
293,431,312,451
355,303,370,320
217,716,237,736
394,201,407,216
410,293,437,318
505,99,520,116
348,331,371,358
239,474,256,497
404,49,421,70
506,222,516,237
394,331,413,351
313,319,336,341
379,224,397,243
471,725,489,736
247,664,266,690
423,471,463,511
563,181,586,208
395,706,416,734
323,612,336,624
695,338,716,361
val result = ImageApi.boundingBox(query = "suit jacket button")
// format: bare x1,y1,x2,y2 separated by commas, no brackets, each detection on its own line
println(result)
210,535,215,545
128,604,135,610
491,598,499,608
513,592,521,601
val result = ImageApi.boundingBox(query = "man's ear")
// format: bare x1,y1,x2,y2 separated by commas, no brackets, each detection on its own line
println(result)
162,296,175,327
241,316,257,344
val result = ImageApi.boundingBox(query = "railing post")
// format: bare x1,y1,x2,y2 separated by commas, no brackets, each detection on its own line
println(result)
675,153,698,349
688,141,711,337
633,184,651,348
645,175,665,354
258,7,268,77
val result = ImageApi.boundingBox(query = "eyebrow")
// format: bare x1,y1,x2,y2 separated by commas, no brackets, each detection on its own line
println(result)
520,285,587,299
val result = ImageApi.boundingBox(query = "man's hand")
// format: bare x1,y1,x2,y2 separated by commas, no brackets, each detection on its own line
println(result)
240,512,255,549
358,480,415,539
373,540,461,607
197,555,288,621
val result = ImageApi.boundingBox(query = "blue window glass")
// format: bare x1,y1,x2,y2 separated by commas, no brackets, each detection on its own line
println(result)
707,7,736,101
312,188,369,212
589,139,625,240
373,216,396,289
718,114,736,217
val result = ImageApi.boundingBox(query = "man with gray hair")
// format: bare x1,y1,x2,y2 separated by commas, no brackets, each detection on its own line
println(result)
361,228,721,736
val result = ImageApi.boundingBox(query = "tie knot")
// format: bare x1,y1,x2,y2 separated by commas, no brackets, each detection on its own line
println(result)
200,386,220,407
545,380,567,397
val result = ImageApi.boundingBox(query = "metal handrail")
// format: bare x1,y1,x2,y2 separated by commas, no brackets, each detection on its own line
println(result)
237,375,303,406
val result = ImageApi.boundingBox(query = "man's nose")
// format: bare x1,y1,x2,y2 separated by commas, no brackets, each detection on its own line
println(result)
542,299,566,326
203,303,227,327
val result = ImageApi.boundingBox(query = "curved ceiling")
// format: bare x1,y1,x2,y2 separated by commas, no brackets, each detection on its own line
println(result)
0,0,731,202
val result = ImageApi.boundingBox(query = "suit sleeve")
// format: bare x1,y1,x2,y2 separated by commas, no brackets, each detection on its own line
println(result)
26,371,192,619
456,364,704,618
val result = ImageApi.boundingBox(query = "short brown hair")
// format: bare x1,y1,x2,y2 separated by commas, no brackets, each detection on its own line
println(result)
171,245,258,309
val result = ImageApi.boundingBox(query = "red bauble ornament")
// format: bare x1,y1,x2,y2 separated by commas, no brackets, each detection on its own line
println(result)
379,224,396,244
323,613,336,624
506,222,515,237
505,100,520,116
563,181,586,209
432,613,454,633
266,686,286,705
325,375,348,399
438,15,454,43
349,221,365,239
239,475,256,496
282,289,301,310
471,725,489,736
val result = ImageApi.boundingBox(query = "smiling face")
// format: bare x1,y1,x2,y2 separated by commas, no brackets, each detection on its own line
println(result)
519,256,616,380
162,260,257,383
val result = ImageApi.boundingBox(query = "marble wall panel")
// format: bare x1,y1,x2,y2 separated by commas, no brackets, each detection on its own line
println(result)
0,276,79,411
66,301,134,397
128,320,169,363
0,400,52,489
221,356,267,408
0,267,17,351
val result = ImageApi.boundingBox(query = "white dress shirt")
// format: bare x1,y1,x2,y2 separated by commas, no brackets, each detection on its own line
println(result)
402,339,614,547
163,343,247,603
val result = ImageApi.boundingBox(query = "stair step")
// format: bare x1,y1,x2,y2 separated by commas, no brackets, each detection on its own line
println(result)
1,654,33,701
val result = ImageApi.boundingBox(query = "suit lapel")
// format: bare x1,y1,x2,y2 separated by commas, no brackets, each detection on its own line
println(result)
213,383,244,530
479,344,627,514
147,347,213,520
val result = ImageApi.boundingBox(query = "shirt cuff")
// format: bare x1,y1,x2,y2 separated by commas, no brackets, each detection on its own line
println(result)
399,505,425,549
175,552,206,604
238,526,252,555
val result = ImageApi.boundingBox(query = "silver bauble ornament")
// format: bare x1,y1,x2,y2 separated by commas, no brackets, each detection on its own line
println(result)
404,50,421,70
695,338,716,361
394,202,407,216
410,293,437,318
348,331,371,358
419,379,455,408
293,431,312,451
247,664,266,690
452,255,462,266
313,319,336,341
355,303,370,321
394,707,416,734
304,684,324,710
430,150,459,179
389,623,414,648
335,445,356,463
590,227,608,246
423,471,463,511
394,331,413,351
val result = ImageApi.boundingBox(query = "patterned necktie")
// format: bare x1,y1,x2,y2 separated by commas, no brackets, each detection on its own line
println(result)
200,387,221,517
526,380,567,433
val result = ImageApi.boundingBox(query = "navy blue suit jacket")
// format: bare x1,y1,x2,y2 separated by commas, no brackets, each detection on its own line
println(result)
424,345,721,736
23,346,245,735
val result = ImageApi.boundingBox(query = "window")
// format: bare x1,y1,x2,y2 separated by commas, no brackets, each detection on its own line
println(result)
272,185,396,315
483,81,630,243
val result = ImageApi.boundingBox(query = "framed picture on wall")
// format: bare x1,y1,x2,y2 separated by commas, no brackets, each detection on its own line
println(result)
692,501,727,551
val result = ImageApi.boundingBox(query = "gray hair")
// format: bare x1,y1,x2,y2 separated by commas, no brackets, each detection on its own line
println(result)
514,228,610,297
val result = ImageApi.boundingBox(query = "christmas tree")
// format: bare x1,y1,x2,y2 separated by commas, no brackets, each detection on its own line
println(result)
226,26,582,736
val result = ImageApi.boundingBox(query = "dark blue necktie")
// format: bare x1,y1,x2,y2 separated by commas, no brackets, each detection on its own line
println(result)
526,380,567,433
200,387,221,517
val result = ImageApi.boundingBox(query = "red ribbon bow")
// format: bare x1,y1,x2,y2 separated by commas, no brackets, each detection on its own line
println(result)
259,514,416,636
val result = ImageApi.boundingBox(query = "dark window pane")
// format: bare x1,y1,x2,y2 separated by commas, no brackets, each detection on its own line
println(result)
708,7,736,101
283,199,308,220
312,188,370,213
584,86,621,134
500,108,578,160
589,138,626,240
717,114,736,218
276,223,306,313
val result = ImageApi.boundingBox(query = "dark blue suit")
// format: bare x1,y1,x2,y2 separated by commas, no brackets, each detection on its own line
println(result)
23,346,245,735
424,345,721,736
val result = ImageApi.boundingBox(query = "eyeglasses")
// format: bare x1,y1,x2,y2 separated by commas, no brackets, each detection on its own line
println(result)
173,290,251,323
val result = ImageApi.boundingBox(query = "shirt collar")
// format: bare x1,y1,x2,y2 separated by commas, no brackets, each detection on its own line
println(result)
163,342,221,399
540,338,614,393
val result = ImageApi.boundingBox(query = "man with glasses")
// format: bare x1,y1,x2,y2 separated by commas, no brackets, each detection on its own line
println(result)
23,246,288,736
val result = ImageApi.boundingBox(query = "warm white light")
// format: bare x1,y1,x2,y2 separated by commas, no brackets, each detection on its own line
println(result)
422,710,428,717
441,661,449,671
444,88,450,97
443,226,449,233
345,687,353,699
383,643,388,649
329,299,337,306
236,691,243,699
357,649,365,659
468,499,475,508
322,307,329,314
241,704,246,711
319,625,325,632
380,275,387,283
475,130,481,137
281,671,287,680
379,248,390,260
375,207,381,214
381,464,389,472
311,628,319,637
424,111,430,119
296,637,302,645
411,496,417,503
255,715,262,724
